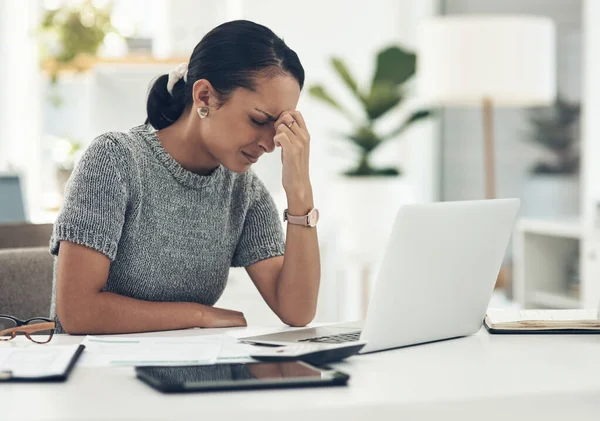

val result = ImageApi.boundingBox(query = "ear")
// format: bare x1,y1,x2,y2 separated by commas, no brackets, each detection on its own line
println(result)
192,79,216,108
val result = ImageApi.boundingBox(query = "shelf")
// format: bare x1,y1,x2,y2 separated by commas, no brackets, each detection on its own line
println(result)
41,55,189,74
518,217,582,239
529,291,581,309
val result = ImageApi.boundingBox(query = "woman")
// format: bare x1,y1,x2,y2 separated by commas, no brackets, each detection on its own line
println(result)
50,20,320,334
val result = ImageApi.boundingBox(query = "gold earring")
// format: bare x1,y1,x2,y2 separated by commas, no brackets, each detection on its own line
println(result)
197,107,209,119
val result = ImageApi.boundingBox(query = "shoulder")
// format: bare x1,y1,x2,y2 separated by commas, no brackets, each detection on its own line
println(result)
72,131,138,190
79,130,143,178
84,131,134,164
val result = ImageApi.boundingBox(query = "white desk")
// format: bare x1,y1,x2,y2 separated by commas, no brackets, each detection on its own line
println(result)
1,326,600,421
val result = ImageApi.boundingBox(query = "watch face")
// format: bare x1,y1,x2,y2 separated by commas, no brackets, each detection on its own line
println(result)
308,208,319,227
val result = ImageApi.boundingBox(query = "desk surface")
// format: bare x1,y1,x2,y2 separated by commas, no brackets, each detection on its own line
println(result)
1,326,599,421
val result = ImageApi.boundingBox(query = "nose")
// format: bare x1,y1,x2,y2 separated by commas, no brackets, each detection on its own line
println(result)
257,131,276,154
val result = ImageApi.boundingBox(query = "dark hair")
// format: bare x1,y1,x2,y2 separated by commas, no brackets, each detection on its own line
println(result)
145,20,305,130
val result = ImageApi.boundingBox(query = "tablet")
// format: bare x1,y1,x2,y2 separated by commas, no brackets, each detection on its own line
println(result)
135,361,349,393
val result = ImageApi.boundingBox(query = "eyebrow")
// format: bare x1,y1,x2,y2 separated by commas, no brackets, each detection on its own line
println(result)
254,108,278,121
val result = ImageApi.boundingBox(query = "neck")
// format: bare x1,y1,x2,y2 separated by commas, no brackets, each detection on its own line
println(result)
156,111,219,175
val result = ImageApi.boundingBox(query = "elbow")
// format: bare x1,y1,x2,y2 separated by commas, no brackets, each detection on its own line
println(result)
56,297,93,335
285,319,312,328
56,308,85,335
60,323,85,336
280,309,316,328
57,316,82,335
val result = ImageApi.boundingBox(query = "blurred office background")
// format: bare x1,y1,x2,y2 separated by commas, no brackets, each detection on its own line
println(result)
1,0,599,324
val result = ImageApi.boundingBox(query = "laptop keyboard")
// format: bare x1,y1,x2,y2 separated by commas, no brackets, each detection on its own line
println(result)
298,331,362,344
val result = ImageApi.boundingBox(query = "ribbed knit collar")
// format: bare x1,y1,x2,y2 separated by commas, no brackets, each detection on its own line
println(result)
131,124,226,190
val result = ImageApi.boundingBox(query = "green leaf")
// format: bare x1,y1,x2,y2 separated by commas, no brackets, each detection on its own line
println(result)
371,46,416,90
311,44,423,176
308,85,353,120
331,57,362,101
382,110,432,139
363,83,402,120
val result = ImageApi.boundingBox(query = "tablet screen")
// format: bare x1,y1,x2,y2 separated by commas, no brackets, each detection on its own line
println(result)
135,361,347,392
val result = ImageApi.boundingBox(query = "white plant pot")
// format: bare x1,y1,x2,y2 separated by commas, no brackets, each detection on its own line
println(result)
328,176,417,320
521,174,580,218
330,176,416,263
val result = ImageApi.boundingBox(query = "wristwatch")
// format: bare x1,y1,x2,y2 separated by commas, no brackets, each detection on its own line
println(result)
283,208,320,227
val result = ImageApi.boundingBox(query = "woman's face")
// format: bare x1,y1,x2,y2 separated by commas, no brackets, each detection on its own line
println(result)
194,74,301,173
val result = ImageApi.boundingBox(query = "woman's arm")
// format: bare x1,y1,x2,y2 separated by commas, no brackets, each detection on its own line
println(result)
56,241,246,334
246,191,320,327
246,110,320,327
278,190,320,324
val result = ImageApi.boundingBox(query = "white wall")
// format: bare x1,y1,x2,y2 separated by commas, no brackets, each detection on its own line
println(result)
152,0,234,58
0,0,42,215
581,0,600,307
0,0,8,167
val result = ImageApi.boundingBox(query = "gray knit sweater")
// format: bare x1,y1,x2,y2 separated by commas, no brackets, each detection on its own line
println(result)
49,124,285,333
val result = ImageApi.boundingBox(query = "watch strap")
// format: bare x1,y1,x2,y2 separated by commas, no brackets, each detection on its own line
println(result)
284,209,311,226
284,208,319,227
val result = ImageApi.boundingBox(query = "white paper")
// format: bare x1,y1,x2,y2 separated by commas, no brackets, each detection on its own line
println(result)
80,335,222,367
192,333,258,362
486,309,598,324
0,345,81,378
216,342,258,363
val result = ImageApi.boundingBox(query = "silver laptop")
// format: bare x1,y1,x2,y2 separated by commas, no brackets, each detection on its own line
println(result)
241,199,520,354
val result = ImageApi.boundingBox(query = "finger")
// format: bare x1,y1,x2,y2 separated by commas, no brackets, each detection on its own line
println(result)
274,132,293,150
288,111,307,131
276,122,297,144
275,113,299,136
286,111,309,142
218,306,243,315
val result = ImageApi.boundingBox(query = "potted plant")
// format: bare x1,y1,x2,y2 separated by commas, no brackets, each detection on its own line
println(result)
38,0,117,83
522,95,581,218
308,45,430,263
309,45,430,176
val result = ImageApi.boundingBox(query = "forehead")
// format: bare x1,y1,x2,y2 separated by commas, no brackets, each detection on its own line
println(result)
233,75,301,117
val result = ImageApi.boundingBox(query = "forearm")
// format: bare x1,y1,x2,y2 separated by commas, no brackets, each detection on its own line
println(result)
276,190,321,326
58,291,206,335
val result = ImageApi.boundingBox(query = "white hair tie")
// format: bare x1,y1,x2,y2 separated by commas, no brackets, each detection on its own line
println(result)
166,62,189,95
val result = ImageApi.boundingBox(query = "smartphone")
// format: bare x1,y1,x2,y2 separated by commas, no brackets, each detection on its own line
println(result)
135,361,349,393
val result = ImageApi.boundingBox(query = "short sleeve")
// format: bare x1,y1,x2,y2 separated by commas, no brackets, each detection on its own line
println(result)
231,176,285,268
49,134,128,261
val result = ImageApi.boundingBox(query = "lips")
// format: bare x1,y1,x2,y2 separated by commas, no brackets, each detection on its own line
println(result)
242,151,260,163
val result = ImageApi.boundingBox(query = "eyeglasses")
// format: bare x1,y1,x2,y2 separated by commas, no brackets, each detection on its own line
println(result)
0,314,56,344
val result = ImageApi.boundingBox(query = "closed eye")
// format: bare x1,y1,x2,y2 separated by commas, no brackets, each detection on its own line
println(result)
250,118,268,127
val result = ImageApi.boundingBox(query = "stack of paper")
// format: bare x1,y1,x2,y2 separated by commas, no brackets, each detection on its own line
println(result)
79,334,257,367
485,309,600,331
